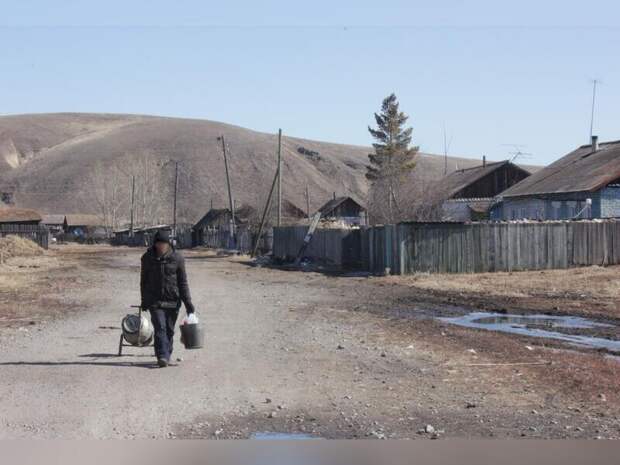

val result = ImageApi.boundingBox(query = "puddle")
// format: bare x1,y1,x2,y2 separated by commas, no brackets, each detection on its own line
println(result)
438,312,620,353
250,432,318,440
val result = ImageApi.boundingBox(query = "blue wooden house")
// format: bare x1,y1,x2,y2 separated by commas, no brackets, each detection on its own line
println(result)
491,137,620,220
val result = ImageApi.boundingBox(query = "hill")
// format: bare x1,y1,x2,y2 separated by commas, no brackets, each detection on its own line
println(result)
0,113,507,224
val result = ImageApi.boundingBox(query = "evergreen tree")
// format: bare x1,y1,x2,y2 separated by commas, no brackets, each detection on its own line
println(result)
367,93,418,221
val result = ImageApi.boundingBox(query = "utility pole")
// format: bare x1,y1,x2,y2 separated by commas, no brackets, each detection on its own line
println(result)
277,129,282,227
219,135,236,244
305,184,310,218
251,165,280,257
173,161,179,237
129,175,135,237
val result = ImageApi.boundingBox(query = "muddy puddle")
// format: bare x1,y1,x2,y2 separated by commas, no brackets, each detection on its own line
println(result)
250,432,318,440
438,312,620,353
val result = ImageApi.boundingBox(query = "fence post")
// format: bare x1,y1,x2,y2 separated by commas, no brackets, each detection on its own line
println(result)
398,224,405,275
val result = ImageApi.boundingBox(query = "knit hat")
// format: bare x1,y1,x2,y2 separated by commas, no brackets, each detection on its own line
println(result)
153,229,171,244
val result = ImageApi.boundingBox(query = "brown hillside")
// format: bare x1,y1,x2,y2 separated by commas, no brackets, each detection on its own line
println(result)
0,113,514,224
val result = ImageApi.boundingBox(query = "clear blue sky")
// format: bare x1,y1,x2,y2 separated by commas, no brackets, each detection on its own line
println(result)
1,1,619,165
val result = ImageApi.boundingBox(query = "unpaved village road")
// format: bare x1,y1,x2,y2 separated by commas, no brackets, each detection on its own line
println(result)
0,245,619,439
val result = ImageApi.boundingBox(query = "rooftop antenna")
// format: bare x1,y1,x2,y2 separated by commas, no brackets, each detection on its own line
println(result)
502,144,532,163
589,78,602,142
442,122,453,175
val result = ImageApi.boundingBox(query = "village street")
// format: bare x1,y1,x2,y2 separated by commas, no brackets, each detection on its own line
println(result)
0,245,619,439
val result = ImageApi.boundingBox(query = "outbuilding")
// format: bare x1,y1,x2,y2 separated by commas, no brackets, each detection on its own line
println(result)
0,208,42,225
438,159,531,221
317,196,367,226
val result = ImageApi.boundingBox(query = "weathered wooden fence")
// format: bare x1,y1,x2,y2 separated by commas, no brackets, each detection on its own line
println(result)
273,226,361,267
0,224,49,249
365,221,620,274
273,220,620,274
194,227,272,254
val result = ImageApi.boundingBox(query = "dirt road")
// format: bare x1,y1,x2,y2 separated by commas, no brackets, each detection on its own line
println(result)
0,246,619,439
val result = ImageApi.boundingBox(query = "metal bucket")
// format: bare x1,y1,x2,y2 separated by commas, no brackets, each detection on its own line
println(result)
180,323,204,349
121,314,154,346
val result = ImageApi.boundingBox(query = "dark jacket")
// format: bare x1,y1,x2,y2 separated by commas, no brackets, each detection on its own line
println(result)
140,247,195,313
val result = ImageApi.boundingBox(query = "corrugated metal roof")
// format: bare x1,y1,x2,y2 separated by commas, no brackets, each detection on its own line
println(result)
0,208,42,223
501,140,620,197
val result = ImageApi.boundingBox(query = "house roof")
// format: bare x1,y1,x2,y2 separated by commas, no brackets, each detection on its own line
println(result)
281,199,307,219
501,140,620,198
193,205,256,229
438,160,530,199
0,208,42,223
64,214,102,227
41,214,65,225
318,196,365,216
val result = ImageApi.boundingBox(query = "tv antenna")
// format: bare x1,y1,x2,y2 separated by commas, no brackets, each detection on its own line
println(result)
442,122,453,175
589,78,602,141
502,144,532,163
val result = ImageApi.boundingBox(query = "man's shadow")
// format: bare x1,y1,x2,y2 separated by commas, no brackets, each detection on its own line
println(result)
0,353,173,370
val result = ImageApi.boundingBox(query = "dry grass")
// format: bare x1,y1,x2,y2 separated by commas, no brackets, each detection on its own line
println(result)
389,266,620,301
0,235,43,263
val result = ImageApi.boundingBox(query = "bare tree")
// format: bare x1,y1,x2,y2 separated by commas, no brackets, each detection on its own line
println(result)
125,152,171,227
84,160,128,232
81,152,173,232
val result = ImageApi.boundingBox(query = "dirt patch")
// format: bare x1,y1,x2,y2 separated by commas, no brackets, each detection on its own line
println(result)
0,245,107,327
382,266,620,320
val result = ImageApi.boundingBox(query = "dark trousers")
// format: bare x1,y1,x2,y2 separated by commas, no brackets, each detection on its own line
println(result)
149,307,179,360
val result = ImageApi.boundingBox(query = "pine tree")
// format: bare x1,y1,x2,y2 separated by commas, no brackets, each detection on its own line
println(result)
367,93,418,222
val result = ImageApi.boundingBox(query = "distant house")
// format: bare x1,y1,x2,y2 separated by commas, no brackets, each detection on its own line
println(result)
439,159,531,221
192,205,257,249
41,214,65,236
317,196,367,226
492,137,620,220
63,214,104,239
0,208,42,225
193,205,256,232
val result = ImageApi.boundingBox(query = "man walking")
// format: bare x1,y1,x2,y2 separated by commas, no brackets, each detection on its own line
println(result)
140,230,195,367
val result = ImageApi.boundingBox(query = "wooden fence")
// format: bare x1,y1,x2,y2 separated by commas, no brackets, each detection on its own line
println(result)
0,224,49,249
272,226,361,267
365,221,620,274
273,220,620,274
194,227,272,255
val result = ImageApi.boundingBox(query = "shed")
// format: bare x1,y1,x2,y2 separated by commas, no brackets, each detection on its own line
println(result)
0,208,42,225
193,205,256,232
63,214,104,239
492,138,620,220
438,160,531,221
41,214,66,235
317,196,367,226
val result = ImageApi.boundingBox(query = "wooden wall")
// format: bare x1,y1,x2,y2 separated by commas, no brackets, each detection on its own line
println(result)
0,224,49,249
